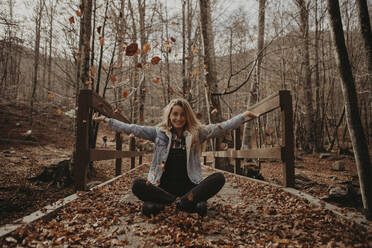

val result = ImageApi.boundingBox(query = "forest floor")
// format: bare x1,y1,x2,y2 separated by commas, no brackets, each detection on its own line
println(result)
0,99,371,245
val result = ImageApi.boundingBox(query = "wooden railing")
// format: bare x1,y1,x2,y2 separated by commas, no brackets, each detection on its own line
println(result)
74,89,151,191
202,90,295,187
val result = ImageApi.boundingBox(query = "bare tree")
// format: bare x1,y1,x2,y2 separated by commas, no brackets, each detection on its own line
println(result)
327,0,372,220
30,0,46,126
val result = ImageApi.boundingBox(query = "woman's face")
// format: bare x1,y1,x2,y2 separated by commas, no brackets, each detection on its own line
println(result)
169,105,186,131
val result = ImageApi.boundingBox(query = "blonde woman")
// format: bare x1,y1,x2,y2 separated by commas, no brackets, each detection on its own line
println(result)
94,98,259,217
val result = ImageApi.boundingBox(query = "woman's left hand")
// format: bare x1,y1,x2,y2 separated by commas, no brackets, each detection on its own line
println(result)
243,111,260,120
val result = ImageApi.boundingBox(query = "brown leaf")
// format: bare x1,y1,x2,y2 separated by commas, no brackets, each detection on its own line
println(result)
151,56,161,65
76,10,82,17
97,26,102,34
146,180,151,185
48,93,54,99
153,77,160,84
185,56,191,60
125,43,138,56
69,16,75,24
91,66,96,74
56,109,62,116
136,49,141,55
110,75,117,82
188,192,193,201
170,37,176,42
123,91,128,98
136,63,142,68
217,125,223,130
99,37,104,46
143,43,151,54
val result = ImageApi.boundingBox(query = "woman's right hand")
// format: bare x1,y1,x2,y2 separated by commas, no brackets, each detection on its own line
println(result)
92,113,109,123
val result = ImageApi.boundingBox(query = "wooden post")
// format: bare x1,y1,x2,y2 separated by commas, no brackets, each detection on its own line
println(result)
280,90,295,187
234,127,242,175
115,132,122,176
130,136,136,169
74,90,91,191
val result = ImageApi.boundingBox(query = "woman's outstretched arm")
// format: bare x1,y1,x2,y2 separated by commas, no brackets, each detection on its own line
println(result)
199,111,259,142
93,114,157,142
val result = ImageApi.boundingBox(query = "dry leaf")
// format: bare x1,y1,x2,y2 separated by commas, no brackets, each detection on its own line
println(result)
99,37,104,46
185,56,191,60
76,10,82,17
56,109,62,116
153,77,160,84
110,75,117,82
97,26,102,34
68,16,75,24
48,93,54,99
143,43,151,54
136,49,141,55
170,37,176,42
126,43,138,56
188,192,193,201
151,56,161,65
146,180,151,185
217,125,223,130
123,91,128,98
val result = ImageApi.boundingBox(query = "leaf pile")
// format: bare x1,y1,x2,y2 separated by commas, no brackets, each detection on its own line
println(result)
1,165,371,247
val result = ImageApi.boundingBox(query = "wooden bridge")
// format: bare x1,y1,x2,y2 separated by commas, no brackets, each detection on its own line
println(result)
0,90,371,247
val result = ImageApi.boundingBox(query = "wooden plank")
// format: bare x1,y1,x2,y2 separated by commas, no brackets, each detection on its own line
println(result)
90,149,148,161
245,92,280,117
88,90,130,123
202,147,282,159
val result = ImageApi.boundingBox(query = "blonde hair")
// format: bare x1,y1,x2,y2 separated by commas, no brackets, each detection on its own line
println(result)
158,98,202,145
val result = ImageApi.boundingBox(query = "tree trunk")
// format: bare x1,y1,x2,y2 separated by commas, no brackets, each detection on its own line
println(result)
296,0,314,153
199,0,224,169
242,0,265,150
356,0,372,142
30,0,45,126
327,0,372,220
138,0,147,124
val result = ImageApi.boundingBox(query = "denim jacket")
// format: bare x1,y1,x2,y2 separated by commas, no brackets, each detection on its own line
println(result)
108,114,246,185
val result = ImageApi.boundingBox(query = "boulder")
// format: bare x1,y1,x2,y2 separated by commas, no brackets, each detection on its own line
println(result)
332,161,345,171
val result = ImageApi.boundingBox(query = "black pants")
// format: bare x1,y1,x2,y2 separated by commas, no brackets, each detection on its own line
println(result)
132,172,225,205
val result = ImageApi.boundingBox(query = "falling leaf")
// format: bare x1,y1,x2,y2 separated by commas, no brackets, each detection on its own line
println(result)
188,192,193,201
168,48,172,53
171,21,177,25
123,91,128,98
204,64,208,69
143,43,151,54
151,56,161,65
174,53,178,57
211,108,218,115
192,47,196,54
71,46,78,50
99,37,104,46
136,63,142,68
170,37,176,42
120,133,124,139
153,77,159,84
76,10,82,17
97,26,102,34
69,16,75,24
48,93,54,99
217,125,223,130
110,75,117,82
56,109,62,116
125,43,138,56
91,66,96,74
146,180,151,185
163,42,170,48
136,49,141,55
185,56,191,60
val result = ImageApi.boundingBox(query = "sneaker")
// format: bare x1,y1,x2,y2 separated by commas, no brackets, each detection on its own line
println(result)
195,201,207,217
142,202,164,217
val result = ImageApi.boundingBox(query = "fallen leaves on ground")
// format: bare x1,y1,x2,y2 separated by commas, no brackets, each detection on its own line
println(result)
1,165,371,247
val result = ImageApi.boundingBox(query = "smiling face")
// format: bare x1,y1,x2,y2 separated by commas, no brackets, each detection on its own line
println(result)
169,105,186,133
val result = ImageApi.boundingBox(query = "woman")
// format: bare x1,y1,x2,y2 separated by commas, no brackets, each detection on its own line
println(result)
94,98,259,217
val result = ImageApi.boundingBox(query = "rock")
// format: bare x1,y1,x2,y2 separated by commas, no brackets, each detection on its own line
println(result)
330,176,338,181
87,181,103,189
332,161,345,171
295,172,310,182
319,153,331,159
328,186,348,198
295,164,304,169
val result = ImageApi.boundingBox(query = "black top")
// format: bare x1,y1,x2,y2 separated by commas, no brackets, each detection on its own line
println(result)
159,131,195,196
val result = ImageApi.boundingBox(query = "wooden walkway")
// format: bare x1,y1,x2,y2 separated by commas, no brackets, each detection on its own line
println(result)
1,164,371,247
